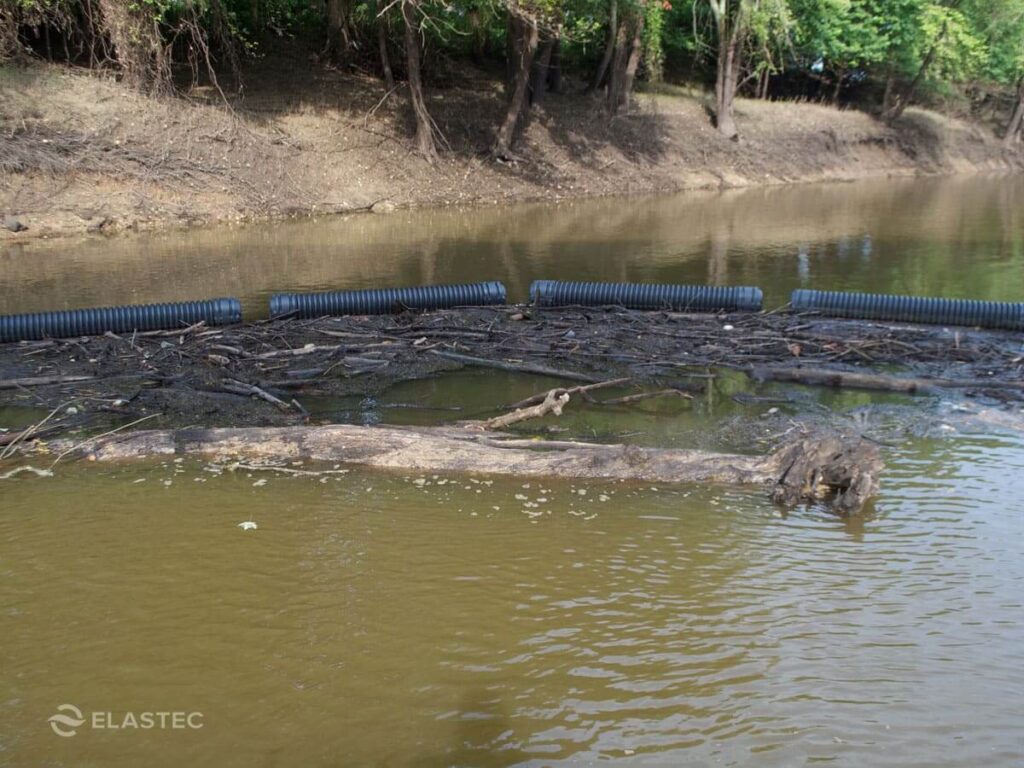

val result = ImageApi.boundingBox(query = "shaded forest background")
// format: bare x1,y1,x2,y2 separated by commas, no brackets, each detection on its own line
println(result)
2,0,1023,159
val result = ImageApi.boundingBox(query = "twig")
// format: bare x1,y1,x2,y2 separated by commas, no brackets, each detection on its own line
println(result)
508,377,631,409
600,389,694,406
480,390,570,430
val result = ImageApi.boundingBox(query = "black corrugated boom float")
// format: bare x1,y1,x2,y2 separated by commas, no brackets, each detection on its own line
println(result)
528,280,763,312
270,281,507,318
0,298,242,343
791,289,1024,330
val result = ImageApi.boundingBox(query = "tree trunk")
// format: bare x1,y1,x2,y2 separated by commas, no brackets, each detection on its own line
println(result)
832,68,844,104
530,38,554,106
376,0,395,91
326,0,353,59
46,424,882,515
547,38,562,93
401,0,437,161
492,13,538,158
467,9,486,64
886,24,946,120
622,18,643,110
0,5,17,62
82,0,105,70
881,52,896,113
714,16,741,138
588,0,617,94
1004,77,1024,148
505,11,519,95
757,67,770,100
606,19,630,113
608,14,643,115
97,0,168,92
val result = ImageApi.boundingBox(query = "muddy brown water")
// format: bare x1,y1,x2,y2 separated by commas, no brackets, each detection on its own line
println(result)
2,175,1024,766
2,175,1023,316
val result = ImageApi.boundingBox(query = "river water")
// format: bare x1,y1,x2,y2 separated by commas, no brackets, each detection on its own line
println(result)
2,175,1024,766
2,174,1023,316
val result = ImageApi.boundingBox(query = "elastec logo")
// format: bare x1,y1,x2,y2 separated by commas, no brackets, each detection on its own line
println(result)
47,704,204,737
48,704,86,738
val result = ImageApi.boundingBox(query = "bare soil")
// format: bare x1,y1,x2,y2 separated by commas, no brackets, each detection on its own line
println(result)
2,55,1022,241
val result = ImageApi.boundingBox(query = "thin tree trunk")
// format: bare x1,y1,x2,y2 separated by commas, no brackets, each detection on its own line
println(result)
832,68,844,104
530,38,554,106
326,0,353,59
376,0,395,91
588,0,617,94
467,9,486,64
881,51,896,113
0,6,16,62
492,13,538,158
1004,76,1024,148
402,0,437,161
505,12,518,94
619,15,643,112
606,19,630,113
887,24,946,120
714,17,741,138
548,37,562,93
82,0,100,69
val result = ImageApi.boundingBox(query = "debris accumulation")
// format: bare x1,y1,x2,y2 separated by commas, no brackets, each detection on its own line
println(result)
0,305,1020,430
1,304,1021,514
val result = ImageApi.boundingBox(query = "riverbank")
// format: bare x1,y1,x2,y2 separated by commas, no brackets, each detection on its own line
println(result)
2,59,1022,241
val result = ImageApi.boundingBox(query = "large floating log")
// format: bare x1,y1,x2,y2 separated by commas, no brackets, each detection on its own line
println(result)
45,424,883,514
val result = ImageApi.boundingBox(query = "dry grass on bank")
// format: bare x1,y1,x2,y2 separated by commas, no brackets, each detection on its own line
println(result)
1,57,1021,240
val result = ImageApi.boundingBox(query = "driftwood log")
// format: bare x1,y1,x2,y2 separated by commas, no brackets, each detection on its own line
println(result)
42,424,883,514
747,366,1024,394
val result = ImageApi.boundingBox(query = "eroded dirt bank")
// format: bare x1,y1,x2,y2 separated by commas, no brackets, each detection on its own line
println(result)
2,60,1022,241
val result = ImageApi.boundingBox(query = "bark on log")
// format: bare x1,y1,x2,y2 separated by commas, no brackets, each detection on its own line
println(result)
43,424,882,514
